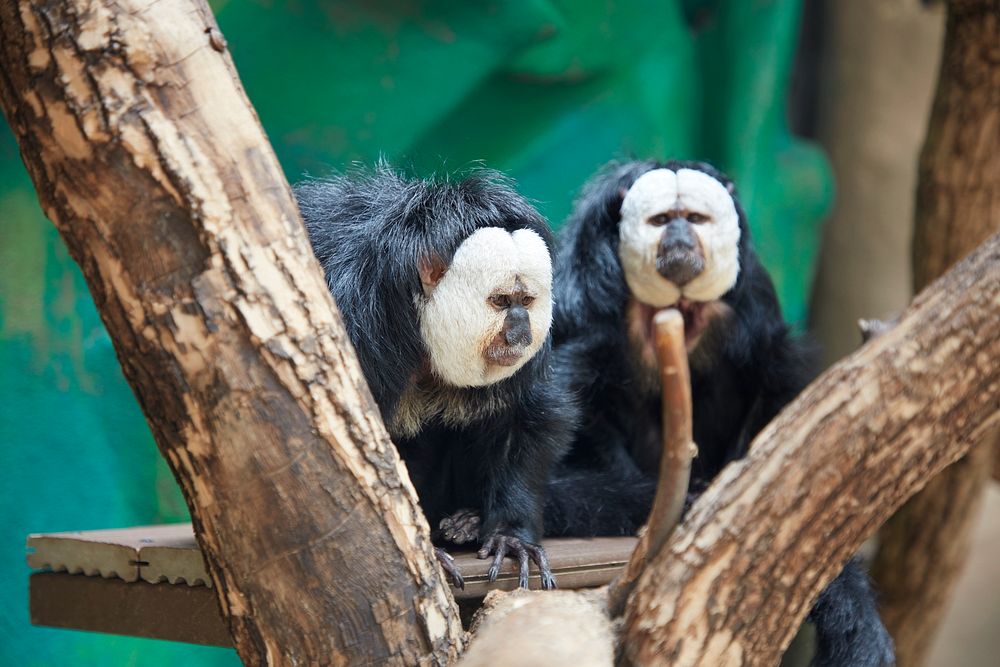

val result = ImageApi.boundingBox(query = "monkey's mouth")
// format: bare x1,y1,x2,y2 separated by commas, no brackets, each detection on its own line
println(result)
675,298,712,347
632,298,714,353
485,344,527,367
656,250,705,288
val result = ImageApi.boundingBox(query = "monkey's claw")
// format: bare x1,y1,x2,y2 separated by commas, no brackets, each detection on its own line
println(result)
434,547,465,589
438,508,481,544
477,534,556,590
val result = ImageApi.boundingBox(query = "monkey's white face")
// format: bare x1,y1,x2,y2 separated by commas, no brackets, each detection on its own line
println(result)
618,168,741,308
419,227,553,388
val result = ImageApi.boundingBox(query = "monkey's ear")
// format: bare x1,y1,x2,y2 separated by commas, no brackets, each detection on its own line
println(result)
725,180,737,195
607,187,628,220
418,255,448,292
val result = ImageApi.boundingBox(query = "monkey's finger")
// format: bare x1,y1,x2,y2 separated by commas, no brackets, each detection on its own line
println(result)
456,516,481,544
477,535,497,560
434,547,465,590
516,545,530,589
444,511,480,544
526,543,557,590
487,537,508,582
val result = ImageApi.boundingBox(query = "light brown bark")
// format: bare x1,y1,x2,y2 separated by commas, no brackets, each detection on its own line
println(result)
0,1,464,665
608,309,694,616
872,2,1000,664
620,231,1000,666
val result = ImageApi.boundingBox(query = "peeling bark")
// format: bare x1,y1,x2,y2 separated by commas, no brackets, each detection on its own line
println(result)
621,232,1000,666
0,1,464,664
872,2,1000,664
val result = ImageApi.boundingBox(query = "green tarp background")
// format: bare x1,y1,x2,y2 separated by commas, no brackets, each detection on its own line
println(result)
1,1,830,663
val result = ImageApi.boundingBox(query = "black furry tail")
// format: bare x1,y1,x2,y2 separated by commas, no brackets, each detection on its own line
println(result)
809,559,895,667
543,468,656,537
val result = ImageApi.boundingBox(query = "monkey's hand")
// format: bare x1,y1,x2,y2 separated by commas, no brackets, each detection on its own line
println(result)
434,547,465,589
477,533,556,590
438,508,481,544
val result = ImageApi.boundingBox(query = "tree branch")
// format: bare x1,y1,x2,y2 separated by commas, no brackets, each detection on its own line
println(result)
872,2,1000,662
608,309,695,616
621,231,1000,666
0,0,463,664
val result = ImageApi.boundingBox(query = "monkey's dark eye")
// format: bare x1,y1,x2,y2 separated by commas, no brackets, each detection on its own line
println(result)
648,214,670,226
522,296,535,307
490,294,511,309
687,212,709,224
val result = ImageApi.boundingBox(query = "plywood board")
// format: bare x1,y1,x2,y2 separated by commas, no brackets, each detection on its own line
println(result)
30,573,231,647
27,525,197,582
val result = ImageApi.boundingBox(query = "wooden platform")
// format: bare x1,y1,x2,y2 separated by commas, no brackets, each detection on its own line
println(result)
27,524,636,646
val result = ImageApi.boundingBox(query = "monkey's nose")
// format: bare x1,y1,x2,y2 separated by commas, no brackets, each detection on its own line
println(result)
504,309,532,346
663,220,698,250
505,326,532,347
657,224,705,286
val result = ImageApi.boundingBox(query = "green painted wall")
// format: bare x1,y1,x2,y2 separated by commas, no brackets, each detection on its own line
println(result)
1,1,829,663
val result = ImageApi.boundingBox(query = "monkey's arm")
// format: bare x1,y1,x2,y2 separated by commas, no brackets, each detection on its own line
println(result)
475,377,574,589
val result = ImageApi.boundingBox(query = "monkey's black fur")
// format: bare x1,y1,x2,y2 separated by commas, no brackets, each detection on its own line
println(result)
295,164,574,585
545,159,894,666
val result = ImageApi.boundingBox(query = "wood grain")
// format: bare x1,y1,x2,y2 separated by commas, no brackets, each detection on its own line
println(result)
0,1,463,664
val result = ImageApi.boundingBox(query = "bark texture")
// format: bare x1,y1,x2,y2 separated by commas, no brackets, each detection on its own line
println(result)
621,231,1000,666
0,1,464,665
872,3,1000,664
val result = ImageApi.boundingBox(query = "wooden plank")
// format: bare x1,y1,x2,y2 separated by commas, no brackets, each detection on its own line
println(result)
29,525,636,598
29,532,637,646
30,572,232,647
451,536,636,597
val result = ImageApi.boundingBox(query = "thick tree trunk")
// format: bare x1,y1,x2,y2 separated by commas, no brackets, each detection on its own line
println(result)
809,0,944,367
620,232,1000,666
872,3,1000,664
0,1,464,665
